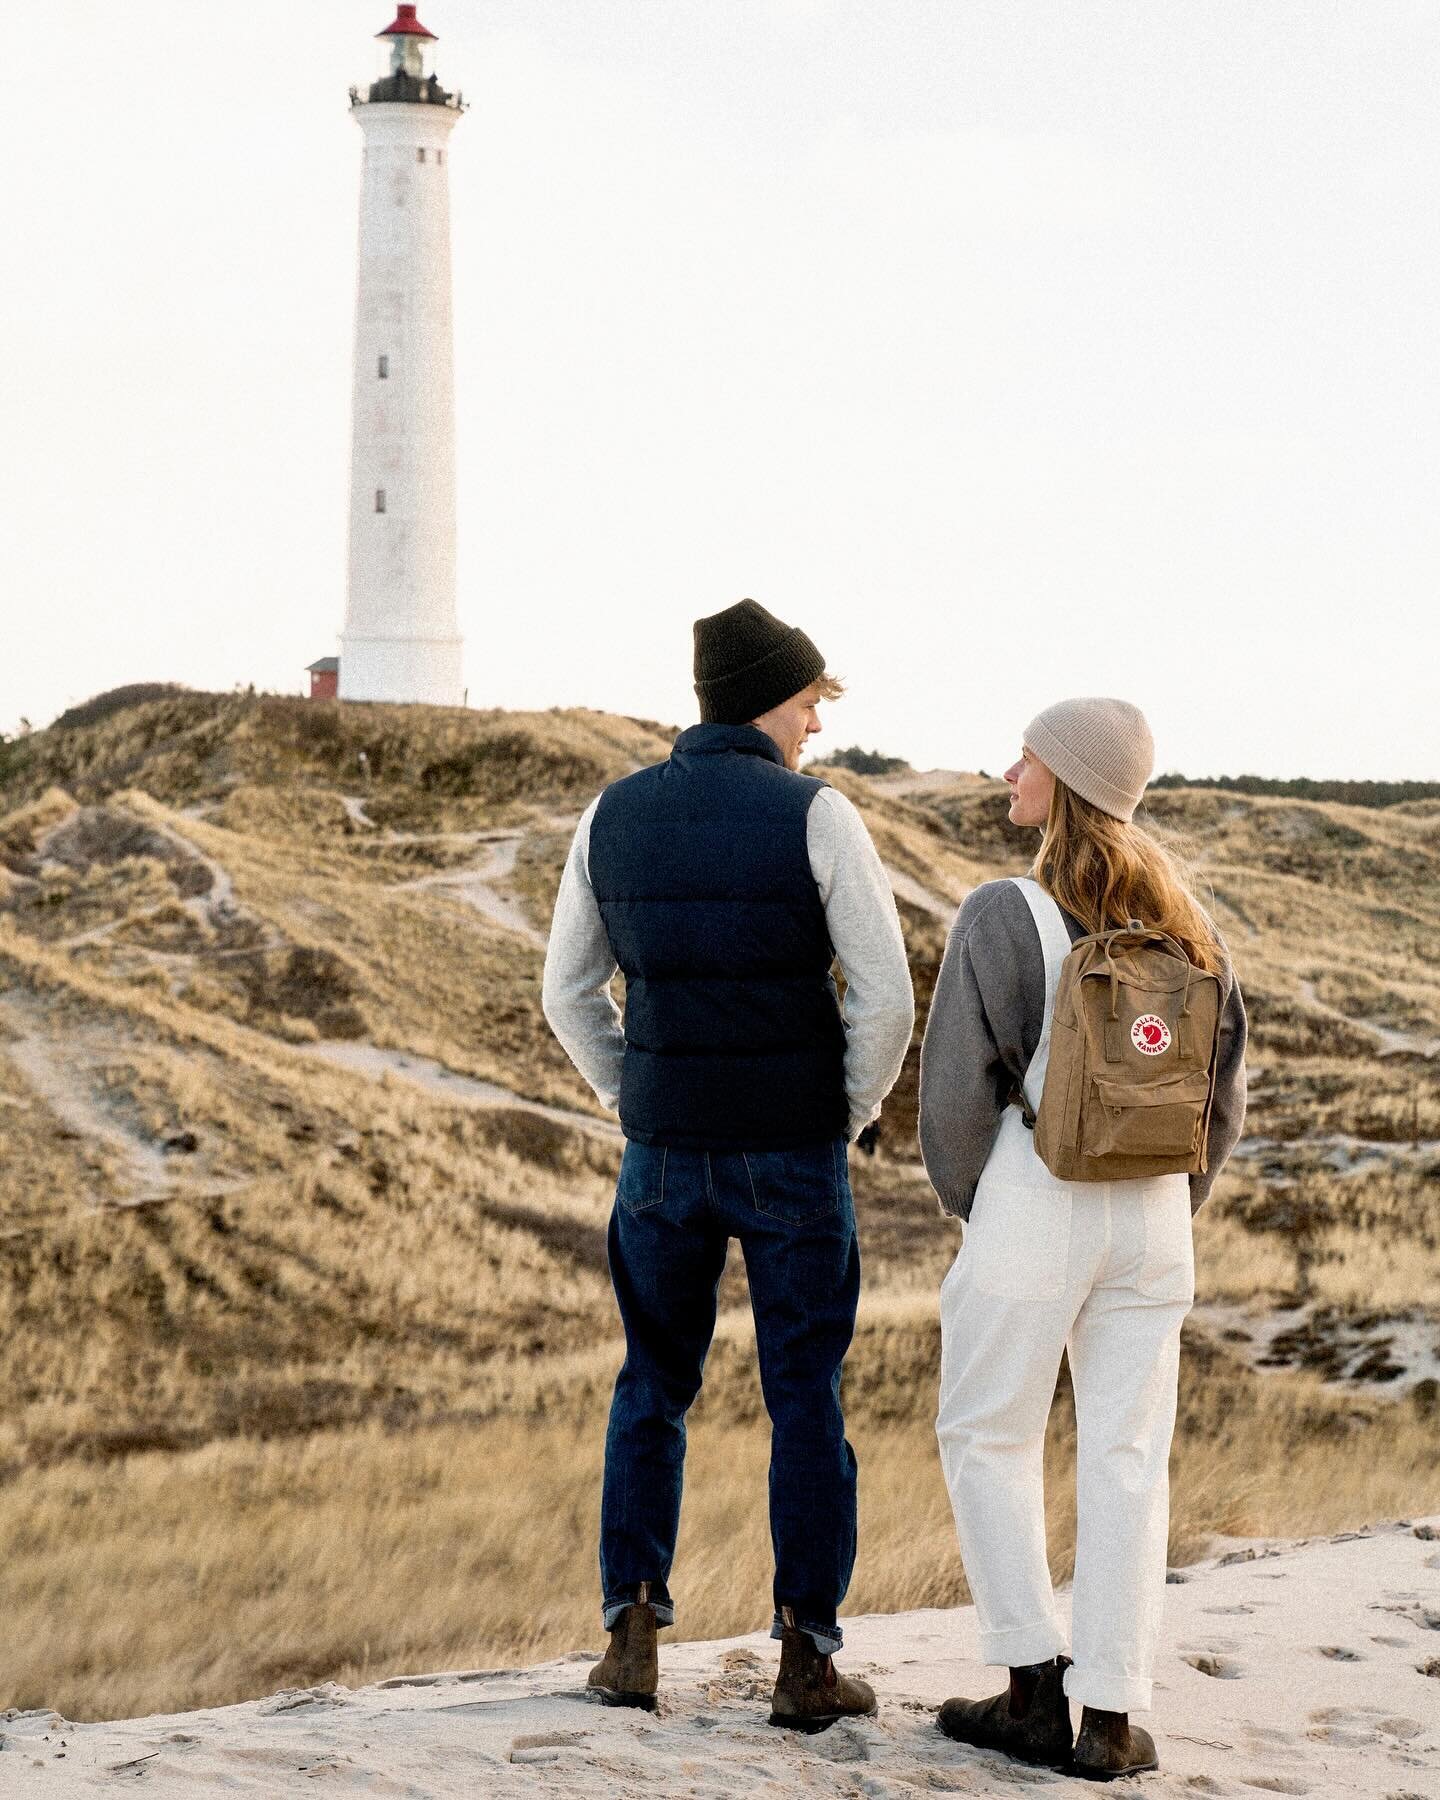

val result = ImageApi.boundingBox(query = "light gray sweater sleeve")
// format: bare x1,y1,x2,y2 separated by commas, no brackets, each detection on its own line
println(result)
540,799,624,1111
808,787,916,1140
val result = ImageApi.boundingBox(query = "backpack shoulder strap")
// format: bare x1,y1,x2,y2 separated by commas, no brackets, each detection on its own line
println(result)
1008,877,1074,1117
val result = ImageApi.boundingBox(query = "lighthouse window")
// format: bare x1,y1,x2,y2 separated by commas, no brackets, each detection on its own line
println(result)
436,150,444,165
375,489,387,513
377,354,389,379
417,147,427,163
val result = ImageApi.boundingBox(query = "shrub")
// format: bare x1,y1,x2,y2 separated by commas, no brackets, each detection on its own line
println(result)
1150,772,1440,809
817,746,911,777
419,731,604,802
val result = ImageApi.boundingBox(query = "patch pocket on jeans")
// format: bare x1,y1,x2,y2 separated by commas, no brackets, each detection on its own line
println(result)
1136,1185,1195,1302
617,1144,667,1215
743,1143,843,1225
965,1184,1072,1301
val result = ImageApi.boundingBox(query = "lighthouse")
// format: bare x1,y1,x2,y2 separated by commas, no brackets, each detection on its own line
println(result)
338,5,466,707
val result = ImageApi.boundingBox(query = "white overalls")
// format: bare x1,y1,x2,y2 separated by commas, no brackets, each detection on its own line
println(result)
935,878,1195,1715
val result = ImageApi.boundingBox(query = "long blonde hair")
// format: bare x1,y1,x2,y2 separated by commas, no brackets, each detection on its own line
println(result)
1032,780,1226,975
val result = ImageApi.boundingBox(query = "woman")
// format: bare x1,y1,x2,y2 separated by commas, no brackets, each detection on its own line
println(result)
918,697,1247,1781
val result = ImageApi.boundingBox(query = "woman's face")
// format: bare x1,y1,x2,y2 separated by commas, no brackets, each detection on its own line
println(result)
1003,745,1055,829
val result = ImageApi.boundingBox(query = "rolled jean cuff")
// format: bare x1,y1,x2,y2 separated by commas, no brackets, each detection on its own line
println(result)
1064,1665,1153,1714
977,1618,1068,1668
603,1587,675,1631
771,1611,842,1655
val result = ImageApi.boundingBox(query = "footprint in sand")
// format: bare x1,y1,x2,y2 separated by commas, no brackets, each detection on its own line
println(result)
509,1730,591,1766
1370,1635,1411,1648
808,1721,871,1764
1204,1604,1255,1616
1183,1652,1246,1679
1242,1726,1292,1747
1307,1706,1424,1747
1181,1776,1229,1793
1314,1645,1365,1661
1239,1778,1308,1796
258,1684,349,1714
1371,1600,1440,1632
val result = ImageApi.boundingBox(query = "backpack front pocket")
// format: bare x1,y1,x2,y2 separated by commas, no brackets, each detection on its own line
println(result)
1085,1070,1210,1159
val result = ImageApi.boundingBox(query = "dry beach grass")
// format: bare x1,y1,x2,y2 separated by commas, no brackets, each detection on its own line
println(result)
3,1309,1436,1723
0,691,1437,1721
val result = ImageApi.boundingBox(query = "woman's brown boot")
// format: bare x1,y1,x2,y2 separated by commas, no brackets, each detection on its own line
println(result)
1072,1705,1159,1780
936,1654,1074,1768
587,1584,659,1711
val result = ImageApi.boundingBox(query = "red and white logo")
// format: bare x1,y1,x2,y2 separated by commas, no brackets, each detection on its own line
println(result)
1131,1014,1172,1056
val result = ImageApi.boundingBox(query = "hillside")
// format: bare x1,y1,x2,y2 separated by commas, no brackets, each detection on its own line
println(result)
1,689,1437,1721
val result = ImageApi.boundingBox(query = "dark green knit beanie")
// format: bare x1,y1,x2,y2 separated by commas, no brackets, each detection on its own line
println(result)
692,599,827,724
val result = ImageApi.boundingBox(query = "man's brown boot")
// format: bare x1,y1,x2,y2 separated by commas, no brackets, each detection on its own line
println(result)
937,1654,1074,1769
587,1584,659,1711
1072,1705,1159,1781
768,1609,877,1733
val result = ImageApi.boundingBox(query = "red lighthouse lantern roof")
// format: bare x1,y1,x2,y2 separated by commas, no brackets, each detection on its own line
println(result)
377,5,437,40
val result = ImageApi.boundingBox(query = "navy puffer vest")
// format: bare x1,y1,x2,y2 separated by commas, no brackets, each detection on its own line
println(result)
588,724,848,1150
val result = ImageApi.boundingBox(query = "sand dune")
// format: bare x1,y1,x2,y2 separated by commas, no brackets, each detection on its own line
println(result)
3,694,1438,1722
5,1519,1436,1797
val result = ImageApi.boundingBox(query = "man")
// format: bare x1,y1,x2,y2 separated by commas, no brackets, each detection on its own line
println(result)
542,597,914,1729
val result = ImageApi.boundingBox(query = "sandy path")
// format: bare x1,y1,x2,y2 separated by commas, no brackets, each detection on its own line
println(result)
57,812,276,956
0,997,247,1216
302,1040,619,1138
871,768,982,798
1298,980,1440,1060
0,1023,173,1204
885,864,964,925
391,836,548,948
6,1520,1436,1797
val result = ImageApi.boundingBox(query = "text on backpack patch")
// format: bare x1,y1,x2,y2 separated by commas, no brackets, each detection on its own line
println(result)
1131,1014,1172,1056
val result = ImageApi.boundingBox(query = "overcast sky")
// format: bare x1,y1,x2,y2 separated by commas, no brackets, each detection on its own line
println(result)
4,2,1437,778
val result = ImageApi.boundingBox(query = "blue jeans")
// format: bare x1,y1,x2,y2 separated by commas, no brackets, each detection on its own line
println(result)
600,1138,860,1654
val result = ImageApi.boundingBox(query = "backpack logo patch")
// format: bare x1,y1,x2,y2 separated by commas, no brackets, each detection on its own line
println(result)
1132,1014,1172,1056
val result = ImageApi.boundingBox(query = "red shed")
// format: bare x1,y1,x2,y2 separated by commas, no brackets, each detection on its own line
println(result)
307,656,340,700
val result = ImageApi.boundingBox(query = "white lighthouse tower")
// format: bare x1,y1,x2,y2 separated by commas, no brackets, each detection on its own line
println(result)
339,5,466,707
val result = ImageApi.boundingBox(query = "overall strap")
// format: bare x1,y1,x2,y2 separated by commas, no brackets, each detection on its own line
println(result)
1009,877,1073,1117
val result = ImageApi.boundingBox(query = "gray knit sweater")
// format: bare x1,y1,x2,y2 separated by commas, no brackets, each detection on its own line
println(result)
918,880,1248,1220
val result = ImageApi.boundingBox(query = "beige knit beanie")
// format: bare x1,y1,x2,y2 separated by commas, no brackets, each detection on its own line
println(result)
1023,698,1154,822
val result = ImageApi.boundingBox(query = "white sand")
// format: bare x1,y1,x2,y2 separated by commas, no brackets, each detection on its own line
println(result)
5,1519,1437,1797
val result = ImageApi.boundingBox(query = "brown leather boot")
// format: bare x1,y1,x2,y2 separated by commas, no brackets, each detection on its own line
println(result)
587,1584,659,1711
768,1609,877,1733
1072,1705,1159,1780
937,1655,1074,1769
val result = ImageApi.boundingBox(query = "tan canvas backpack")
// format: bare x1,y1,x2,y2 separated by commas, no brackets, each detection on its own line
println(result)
1014,879,1225,1181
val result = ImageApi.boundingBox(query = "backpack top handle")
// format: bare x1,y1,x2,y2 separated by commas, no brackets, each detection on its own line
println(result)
1072,921,1210,1052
